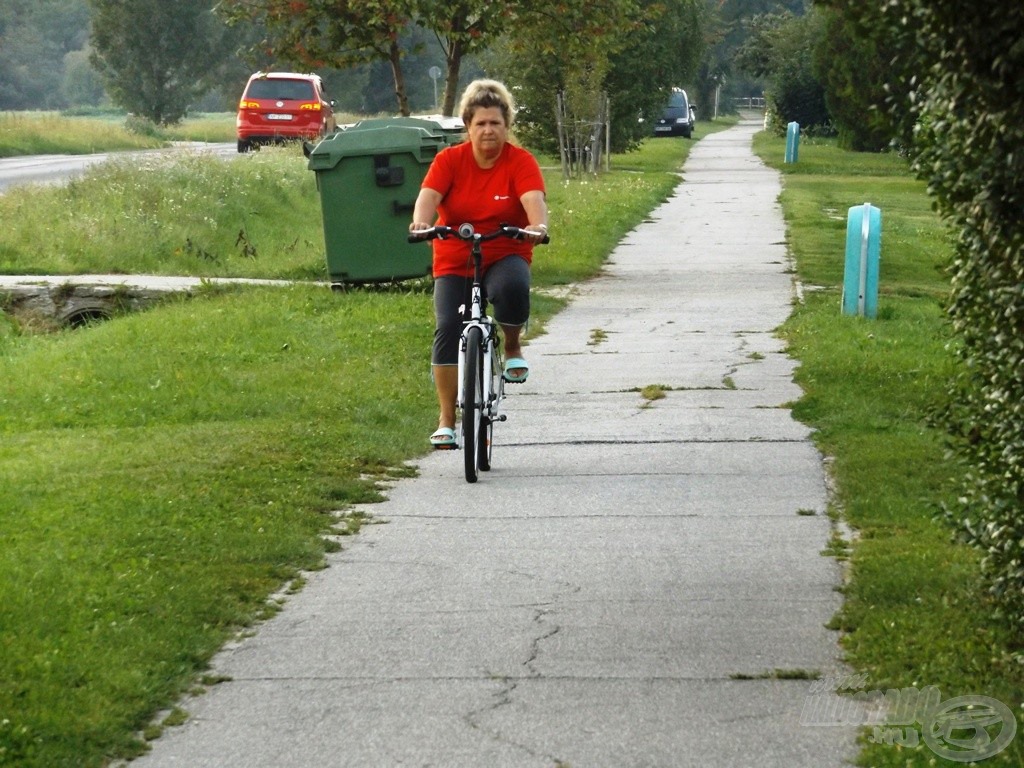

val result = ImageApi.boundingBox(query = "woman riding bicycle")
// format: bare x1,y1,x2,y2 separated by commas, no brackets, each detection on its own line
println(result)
409,79,549,449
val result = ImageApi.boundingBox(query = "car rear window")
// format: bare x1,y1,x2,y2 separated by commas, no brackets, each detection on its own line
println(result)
246,79,315,101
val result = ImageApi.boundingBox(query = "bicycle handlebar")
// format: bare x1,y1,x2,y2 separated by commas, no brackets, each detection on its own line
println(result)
407,224,550,245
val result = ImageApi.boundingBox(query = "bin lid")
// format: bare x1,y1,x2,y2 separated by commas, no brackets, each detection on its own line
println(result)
345,115,464,136
306,124,454,171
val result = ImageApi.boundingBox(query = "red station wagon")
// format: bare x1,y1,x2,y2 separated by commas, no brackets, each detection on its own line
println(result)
236,72,337,152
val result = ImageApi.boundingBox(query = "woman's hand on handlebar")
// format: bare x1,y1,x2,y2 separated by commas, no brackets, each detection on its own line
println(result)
522,224,548,244
407,224,450,243
500,225,550,245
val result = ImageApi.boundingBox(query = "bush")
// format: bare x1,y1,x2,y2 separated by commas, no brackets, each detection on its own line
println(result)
834,0,1024,631
917,3,1024,633
124,114,161,137
812,6,895,152
734,11,831,133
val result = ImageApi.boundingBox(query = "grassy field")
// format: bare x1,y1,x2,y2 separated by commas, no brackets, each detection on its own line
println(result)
0,119,730,767
0,112,240,157
755,134,1024,767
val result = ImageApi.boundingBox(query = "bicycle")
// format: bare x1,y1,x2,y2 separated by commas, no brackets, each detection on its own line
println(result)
408,223,548,483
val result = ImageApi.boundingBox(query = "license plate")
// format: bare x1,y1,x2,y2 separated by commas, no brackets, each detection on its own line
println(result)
654,126,671,132
266,114,292,121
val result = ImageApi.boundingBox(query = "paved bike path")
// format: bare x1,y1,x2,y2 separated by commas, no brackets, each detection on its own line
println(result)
132,121,858,767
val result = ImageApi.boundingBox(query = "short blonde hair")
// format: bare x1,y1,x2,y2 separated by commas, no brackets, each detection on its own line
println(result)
459,79,516,128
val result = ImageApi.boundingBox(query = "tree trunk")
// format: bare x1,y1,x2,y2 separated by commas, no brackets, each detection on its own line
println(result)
389,40,410,116
442,39,464,117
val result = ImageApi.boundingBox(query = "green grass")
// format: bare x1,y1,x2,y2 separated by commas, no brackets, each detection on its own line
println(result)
0,122,727,283
0,112,162,155
0,286,435,766
158,113,238,144
0,112,243,157
0,118,735,767
0,147,326,280
755,134,1024,767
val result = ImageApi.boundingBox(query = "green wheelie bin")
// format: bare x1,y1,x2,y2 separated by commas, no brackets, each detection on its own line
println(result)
306,117,463,287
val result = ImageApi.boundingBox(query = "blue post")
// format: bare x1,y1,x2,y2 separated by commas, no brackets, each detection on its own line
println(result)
842,203,882,318
785,121,800,163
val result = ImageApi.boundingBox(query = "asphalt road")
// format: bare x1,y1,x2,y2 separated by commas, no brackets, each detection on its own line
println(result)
0,142,236,193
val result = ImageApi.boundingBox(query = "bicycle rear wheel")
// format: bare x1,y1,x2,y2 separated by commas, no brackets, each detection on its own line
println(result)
478,411,493,472
462,326,484,483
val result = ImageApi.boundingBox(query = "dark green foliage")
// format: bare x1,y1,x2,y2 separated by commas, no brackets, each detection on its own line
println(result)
811,6,894,151
605,0,706,151
734,11,830,131
88,0,229,125
496,0,707,155
693,0,808,116
833,0,1024,632
0,0,92,110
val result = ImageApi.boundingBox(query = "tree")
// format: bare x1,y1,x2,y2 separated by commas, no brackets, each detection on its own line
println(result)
0,0,93,110
219,0,512,117
811,2,900,151
605,0,707,151
414,1,510,116
62,47,107,107
89,0,228,124
734,10,829,131
492,0,706,158
693,0,808,116
218,0,419,116
489,0,638,160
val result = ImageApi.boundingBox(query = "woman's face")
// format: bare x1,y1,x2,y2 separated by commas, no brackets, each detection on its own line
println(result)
467,106,508,159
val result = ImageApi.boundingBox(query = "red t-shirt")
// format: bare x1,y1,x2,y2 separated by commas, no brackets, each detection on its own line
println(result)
421,141,546,278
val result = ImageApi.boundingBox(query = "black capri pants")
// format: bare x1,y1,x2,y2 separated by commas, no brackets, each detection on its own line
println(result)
432,255,531,366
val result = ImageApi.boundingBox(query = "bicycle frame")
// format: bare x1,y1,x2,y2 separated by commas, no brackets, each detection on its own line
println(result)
408,223,547,481
456,245,503,440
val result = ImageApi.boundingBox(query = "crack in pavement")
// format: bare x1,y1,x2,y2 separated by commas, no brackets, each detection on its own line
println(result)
458,583,579,765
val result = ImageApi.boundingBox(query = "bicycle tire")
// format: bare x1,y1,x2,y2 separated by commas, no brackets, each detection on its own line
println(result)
479,333,499,471
463,326,484,483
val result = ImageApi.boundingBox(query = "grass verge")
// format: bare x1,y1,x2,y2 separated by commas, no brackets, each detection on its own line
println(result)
754,133,1024,767
0,118,732,766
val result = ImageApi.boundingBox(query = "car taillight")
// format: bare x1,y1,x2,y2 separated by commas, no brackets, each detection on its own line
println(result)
239,100,260,109
299,103,322,111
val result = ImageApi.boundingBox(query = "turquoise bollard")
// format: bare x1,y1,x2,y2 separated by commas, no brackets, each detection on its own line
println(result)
785,121,800,163
842,203,882,318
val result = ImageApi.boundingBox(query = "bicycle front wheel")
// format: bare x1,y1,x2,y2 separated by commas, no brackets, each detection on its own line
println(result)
462,326,484,483
478,334,499,472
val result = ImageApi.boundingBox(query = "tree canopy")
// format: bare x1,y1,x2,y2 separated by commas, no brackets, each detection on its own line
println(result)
218,0,513,117
415,1,510,116
0,0,91,110
733,10,828,131
487,0,706,156
219,0,417,114
88,0,229,124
